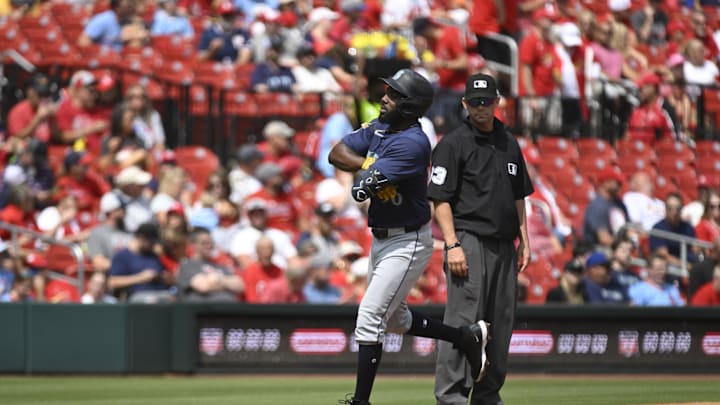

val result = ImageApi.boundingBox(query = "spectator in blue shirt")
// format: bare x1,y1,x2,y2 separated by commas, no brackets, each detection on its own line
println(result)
582,167,629,248
0,241,14,302
78,0,146,51
629,253,685,306
303,255,341,304
197,1,252,64
151,0,194,38
317,94,356,178
583,252,630,304
650,192,700,270
251,42,296,93
108,223,174,303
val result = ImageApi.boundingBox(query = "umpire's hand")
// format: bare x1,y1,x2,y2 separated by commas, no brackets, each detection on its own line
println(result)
447,247,468,278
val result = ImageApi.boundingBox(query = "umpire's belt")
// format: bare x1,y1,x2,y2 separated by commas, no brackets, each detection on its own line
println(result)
371,224,423,240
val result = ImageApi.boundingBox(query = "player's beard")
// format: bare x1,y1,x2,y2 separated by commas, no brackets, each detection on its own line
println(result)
378,108,402,125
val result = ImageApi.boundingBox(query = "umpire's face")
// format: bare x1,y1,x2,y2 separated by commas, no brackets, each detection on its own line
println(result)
462,96,498,130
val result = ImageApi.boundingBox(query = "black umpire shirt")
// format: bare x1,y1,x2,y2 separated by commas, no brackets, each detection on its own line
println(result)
427,118,534,241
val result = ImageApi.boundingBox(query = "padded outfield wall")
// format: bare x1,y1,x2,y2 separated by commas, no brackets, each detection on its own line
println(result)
0,304,718,374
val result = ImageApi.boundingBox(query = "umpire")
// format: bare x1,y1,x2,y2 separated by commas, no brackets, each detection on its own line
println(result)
428,73,533,405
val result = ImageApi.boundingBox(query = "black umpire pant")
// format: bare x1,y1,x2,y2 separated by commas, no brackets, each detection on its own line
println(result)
434,231,518,405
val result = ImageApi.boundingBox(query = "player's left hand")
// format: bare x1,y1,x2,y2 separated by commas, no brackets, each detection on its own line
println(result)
517,240,530,272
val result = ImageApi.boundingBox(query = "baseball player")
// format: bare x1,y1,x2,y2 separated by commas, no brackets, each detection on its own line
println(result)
429,73,533,405
329,69,489,405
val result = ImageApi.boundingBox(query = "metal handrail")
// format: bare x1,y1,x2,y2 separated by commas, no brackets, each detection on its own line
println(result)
623,223,713,277
0,222,86,295
477,32,519,97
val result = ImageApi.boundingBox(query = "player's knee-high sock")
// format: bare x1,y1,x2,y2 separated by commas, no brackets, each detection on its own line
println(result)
354,343,383,401
406,309,462,343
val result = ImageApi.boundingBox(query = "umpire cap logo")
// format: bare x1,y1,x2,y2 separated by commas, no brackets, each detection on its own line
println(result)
474,80,488,88
431,166,447,185
507,163,517,176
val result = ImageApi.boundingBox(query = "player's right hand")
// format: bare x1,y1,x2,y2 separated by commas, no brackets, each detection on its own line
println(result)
447,247,468,278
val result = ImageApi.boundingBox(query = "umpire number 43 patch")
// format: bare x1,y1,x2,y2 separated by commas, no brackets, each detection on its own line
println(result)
431,166,447,185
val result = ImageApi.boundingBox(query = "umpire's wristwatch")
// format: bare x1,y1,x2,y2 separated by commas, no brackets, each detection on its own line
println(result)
444,241,462,251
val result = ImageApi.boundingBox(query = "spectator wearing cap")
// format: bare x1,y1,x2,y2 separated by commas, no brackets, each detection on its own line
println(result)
518,8,561,135
124,84,166,153
259,120,295,163
198,1,252,64
630,0,668,46
291,46,342,95
622,171,666,232
250,41,297,93
95,71,119,119
296,202,341,260
583,251,630,304
108,222,173,303
629,253,684,306
176,227,243,302
7,73,59,145
307,6,341,56
36,192,93,243
87,192,133,273
229,144,264,206
113,166,154,233
582,166,629,248
77,0,137,50
626,71,676,145
151,0,194,38
55,151,111,214
101,103,148,172
55,70,109,154
413,16,468,132
303,254,342,304
248,161,304,236
242,236,285,303
683,39,719,86
229,198,298,269
650,192,700,270
546,259,586,304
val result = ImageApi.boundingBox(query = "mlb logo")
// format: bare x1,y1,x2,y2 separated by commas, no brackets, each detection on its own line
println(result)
474,80,488,89
618,330,639,357
507,163,517,176
199,328,225,356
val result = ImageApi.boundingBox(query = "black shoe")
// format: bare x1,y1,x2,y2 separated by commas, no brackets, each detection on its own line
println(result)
338,393,371,405
456,321,490,383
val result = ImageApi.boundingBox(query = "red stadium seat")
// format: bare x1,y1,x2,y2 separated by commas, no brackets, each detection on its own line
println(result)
576,137,617,162
523,254,555,305
173,146,220,196
153,35,195,62
695,140,720,158
193,61,240,90
654,174,679,200
189,85,210,115
223,90,257,116
656,158,691,178
577,157,611,185
45,279,81,303
656,140,695,163
673,168,700,201
537,136,579,162
696,158,720,178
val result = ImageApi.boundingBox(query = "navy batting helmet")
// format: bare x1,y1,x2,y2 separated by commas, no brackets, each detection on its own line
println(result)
381,69,434,118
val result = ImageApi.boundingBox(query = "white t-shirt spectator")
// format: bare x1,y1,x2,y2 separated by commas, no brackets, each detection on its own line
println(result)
291,65,342,94
623,191,666,231
683,60,719,86
229,226,297,269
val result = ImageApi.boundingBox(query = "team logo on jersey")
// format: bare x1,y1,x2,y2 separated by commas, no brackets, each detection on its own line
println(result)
507,163,517,176
431,166,447,185
361,152,379,170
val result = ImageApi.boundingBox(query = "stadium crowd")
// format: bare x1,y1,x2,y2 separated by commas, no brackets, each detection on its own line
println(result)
0,0,720,306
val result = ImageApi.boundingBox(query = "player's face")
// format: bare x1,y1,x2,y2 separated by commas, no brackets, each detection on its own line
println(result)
378,85,404,124
463,97,498,130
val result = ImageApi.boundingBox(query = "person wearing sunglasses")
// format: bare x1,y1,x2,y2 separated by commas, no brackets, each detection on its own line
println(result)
428,73,533,405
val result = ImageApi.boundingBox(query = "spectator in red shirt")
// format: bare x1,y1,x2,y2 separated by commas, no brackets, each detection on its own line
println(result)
242,236,285,303
55,70,109,155
248,162,303,236
55,151,111,214
258,261,308,303
518,8,561,134
7,73,59,146
691,265,720,306
626,71,675,145
413,16,468,132
258,120,295,163
0,184,37,242
696,190,720,244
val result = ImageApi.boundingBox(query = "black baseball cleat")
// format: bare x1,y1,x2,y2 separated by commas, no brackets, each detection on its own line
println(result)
338,394,371,405
456,321,490,383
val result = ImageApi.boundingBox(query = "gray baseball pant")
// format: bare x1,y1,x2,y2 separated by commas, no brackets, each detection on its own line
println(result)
434,230,518,405
354,224,433,344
